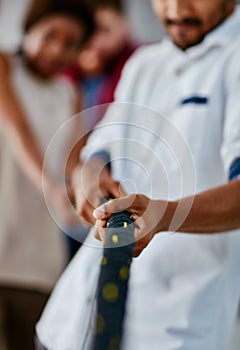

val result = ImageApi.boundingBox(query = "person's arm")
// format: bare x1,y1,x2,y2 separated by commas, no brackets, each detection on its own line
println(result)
93,180,240,256
172,179,240,233
0,53,77,226
72,154,121,225
64,94,89,182
0,52,54,192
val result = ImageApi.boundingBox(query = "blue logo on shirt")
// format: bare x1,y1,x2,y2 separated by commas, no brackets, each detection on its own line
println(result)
180,96,209,105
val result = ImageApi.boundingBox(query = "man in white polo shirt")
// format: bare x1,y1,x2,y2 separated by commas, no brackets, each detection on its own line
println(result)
37,1,240,349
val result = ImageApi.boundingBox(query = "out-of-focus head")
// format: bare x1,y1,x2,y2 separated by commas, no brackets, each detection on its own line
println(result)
151,0,236,50
78,0,130,76
22,0,94,78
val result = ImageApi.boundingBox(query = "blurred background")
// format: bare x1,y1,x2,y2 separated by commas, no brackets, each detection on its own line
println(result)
0,0,164,52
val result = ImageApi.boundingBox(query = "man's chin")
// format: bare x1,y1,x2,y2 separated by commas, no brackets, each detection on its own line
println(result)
172,35,204,51
167,27,204,50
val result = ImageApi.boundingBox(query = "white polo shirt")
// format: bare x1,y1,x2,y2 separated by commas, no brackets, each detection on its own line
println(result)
37,8,240,350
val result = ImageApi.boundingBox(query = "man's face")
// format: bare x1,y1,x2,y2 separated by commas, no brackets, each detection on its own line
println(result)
151,0,235,50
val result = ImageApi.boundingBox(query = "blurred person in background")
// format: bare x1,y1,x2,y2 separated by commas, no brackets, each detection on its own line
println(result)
67,0,138,122
0,1,94,349
64,0,139,259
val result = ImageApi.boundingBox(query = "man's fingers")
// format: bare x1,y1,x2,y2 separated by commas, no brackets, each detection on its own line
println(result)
93,207,110,220
94,222,106,243
109,180,122,198
94,229,100,240
76,198,98,225
81,206,96,225
95,218,106,228
93,194,138,219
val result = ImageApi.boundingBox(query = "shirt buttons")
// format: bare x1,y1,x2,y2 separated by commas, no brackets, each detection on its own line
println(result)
175,67,184,76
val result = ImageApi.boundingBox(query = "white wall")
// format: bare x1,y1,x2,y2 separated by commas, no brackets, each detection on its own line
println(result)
124,0,164,43
0,0,30,52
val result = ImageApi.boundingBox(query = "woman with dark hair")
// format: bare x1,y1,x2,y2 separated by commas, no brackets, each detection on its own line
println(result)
66,0,138,120
0,1,94,349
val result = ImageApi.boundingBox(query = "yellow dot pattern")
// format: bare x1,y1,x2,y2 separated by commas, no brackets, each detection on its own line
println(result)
96,314,105,335
112,234,119,244
102,283,119,302
119,266,129,281
93,209,135,350
102,257,108,266
108,337,120,350
108,336,120,350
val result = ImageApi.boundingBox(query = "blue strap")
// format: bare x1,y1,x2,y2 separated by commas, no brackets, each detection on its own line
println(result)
229,158,240,181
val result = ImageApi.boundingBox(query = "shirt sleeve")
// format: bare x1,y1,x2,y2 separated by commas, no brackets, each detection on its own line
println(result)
221,47,240,178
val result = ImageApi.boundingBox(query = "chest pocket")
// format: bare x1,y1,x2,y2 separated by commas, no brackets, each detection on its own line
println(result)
171,95,211,155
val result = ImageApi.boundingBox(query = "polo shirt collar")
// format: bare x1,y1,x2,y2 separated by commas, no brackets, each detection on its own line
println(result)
201,6,240,47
